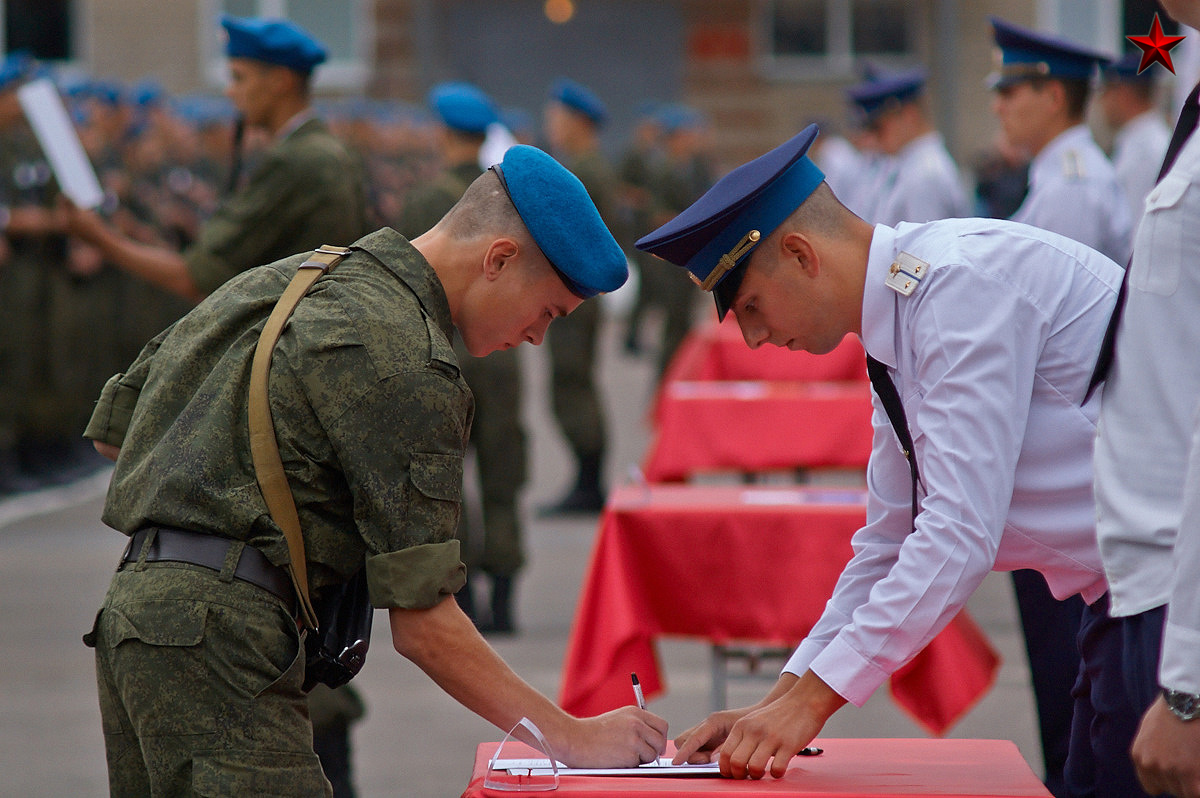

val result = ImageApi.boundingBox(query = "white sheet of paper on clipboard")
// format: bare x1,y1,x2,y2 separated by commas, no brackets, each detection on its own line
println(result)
490,757,722,777
16,77,105,209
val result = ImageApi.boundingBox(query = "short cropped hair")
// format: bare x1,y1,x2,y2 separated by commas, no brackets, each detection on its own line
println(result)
1030,76,1090,121
788,181,857,238
441,169,533,244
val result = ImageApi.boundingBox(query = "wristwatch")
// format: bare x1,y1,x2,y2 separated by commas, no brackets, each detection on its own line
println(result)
1163,689,1200,721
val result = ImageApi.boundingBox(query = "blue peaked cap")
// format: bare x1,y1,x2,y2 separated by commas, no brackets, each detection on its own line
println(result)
989,17,1111,89
846,68,927,122
1102,51,1156,84
492,145,627,298
221,15,327,75
429,82,497,135
550,78,607,126
636,125,825,320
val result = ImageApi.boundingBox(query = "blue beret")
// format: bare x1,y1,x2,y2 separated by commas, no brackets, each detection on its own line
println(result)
429,82,497,135
1101,51,1156,84
491,145,627,298
550,78,607,126
988,17,1111,89
0,51,33,93
133,79,166,108
221,15,327,75
846,67,927,122
656,103,705,135
635,125,825,320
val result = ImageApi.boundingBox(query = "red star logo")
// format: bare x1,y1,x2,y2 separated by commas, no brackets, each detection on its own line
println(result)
1127,13,1186,75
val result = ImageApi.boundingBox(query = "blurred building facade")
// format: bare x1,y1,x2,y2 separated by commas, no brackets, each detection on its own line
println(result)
0,0,1182,176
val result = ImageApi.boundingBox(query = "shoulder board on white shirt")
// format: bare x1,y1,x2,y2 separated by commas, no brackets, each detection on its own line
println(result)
1062,149,1086,179
885,251,929,297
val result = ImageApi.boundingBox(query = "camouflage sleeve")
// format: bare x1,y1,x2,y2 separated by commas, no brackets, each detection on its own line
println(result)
182,149,328,294
83,321,176,447
324,369,472,609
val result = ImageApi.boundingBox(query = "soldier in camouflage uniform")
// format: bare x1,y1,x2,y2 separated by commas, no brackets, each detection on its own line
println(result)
82,145,666,795
63,15,367,304
0,55,110,490
539,78,619,515
396,82,528,634
61,17,371,794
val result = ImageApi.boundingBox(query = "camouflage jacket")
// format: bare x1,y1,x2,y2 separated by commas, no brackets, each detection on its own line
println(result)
184,116,369,295
86,228,472,609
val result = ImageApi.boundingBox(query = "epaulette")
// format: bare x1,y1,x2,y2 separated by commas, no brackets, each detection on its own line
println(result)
885,251,929,297
1062,149,1086,179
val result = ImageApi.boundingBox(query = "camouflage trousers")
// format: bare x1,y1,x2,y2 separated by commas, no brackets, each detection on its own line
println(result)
85,561,333,797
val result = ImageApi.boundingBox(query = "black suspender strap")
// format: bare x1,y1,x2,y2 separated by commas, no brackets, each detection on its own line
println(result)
866,354,920,530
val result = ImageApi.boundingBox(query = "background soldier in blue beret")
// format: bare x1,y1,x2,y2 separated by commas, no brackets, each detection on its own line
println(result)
539,77,618,515
637,125,1141,795
987,20,1133,793
396,81,530,635
63,15,367,303
82,145,667,794
1099,52,1172,228
844,67,971,226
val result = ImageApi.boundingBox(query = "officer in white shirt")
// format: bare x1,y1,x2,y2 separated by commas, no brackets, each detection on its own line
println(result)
636,125,1139,797
1092,3,1200,795
844,68,971,226
1099,52,1172,229
990,17,1133,265
988,21,1133,793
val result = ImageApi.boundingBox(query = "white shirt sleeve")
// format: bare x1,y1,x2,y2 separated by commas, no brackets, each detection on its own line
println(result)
784,264,1045,706
1160,411,1200,695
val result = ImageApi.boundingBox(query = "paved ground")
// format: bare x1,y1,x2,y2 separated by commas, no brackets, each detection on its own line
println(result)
0,309,1044,797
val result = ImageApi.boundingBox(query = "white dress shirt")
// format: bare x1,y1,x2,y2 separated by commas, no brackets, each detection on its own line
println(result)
1093,114,1200,694
1112,110,1172,229
1011,125,1133,264
868,131,972,226
784,219,1122,706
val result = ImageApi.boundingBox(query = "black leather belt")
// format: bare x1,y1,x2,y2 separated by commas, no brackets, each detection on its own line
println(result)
122,526,294,609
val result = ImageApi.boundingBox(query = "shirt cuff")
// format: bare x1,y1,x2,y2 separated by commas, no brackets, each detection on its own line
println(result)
805,634,893,707
83,373,139,448
1160,618,1200,695
365,540,466,609
182,247,231,297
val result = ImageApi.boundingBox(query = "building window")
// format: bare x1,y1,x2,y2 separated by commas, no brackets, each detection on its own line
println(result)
203,0,368,91
2,0,74,61
766,0,919,78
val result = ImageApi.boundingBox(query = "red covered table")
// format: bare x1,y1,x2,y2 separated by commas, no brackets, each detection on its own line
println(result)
560,485,999,736
662,320,868,384
643,381,874,482
461,738,1051,797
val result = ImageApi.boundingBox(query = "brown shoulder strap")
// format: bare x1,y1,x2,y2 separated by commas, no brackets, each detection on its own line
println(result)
248,245,351,630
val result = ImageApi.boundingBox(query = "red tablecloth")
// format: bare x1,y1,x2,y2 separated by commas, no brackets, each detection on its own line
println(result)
662,321,869,384
644,381,874,482
461,738,1051,797
559,485,999,736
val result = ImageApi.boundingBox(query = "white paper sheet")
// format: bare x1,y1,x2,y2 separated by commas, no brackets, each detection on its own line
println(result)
16,78,104,209
491,757,722,777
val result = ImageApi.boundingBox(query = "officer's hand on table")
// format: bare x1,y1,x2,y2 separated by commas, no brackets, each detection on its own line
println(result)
675,671,845,779
1131,696,1200,798
559,706,668,768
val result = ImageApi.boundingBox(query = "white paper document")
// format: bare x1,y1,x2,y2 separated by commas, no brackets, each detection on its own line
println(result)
17,77,105,209
491,757,722,777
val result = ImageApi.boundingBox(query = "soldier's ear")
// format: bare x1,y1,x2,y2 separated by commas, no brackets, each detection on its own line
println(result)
482,237,520,280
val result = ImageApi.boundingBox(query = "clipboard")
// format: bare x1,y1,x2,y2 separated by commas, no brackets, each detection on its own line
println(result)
16,77,105,209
